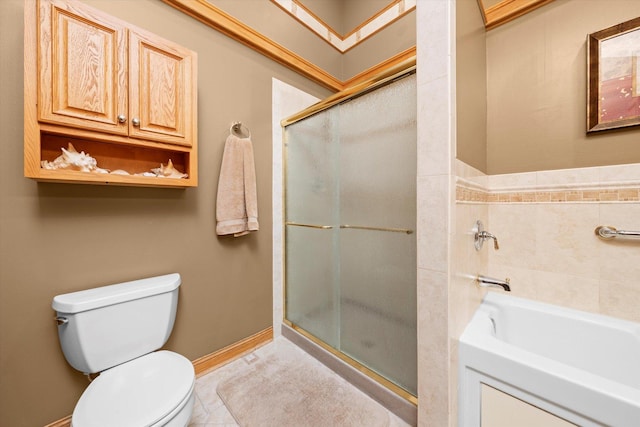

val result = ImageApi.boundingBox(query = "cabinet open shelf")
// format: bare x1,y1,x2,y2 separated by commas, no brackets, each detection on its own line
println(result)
31,132,195,188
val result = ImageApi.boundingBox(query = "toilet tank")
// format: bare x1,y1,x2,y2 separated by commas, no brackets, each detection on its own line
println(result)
52,273,181,374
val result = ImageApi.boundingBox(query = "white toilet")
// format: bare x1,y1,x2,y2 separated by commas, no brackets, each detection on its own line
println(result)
52,273,195,427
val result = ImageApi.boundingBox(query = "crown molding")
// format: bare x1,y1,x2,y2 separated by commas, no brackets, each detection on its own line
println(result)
162,0,415,92
482,0,556,30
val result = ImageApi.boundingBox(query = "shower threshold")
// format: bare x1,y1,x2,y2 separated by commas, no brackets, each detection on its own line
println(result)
281,323,417,426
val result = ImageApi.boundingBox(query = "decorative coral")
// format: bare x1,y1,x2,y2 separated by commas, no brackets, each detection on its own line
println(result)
41,143,109,173
151,159,188,179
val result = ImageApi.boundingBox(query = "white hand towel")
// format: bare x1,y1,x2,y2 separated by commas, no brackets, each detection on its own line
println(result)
216,134,259,237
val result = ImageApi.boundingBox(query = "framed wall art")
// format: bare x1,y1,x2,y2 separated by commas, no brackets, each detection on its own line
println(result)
587,17,640,132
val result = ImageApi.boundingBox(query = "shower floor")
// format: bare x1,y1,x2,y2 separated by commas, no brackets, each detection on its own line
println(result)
289,297,417,396
188,336,411,426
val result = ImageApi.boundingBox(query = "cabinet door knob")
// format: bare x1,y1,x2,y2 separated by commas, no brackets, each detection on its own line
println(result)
132,118,141,127
117,114,126,123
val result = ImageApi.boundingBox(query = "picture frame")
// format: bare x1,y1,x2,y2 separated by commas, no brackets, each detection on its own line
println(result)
587,17,640,132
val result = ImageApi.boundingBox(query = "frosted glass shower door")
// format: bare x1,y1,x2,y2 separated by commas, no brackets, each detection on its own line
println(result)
285,109,340,348
285,73,417,397
338,74,417,395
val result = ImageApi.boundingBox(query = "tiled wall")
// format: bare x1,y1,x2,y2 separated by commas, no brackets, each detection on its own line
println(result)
450,160,640,426
456,160,640,324
416,1,455,425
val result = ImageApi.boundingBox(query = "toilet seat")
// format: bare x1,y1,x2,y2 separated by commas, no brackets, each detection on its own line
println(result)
71,351,195,427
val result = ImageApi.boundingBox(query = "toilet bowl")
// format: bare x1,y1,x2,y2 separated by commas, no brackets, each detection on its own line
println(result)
53,273,195,427
71,351,195,427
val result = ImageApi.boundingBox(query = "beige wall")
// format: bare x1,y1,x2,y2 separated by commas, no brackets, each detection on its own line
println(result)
293,0,406,40
343,0,396,34
298,0,345,33
486,0,640,174
456,0,487,173
211,0,343,77
342,10,416,79
0,0,332,425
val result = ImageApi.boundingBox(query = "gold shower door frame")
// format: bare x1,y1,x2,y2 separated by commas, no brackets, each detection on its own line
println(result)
281,57,417,405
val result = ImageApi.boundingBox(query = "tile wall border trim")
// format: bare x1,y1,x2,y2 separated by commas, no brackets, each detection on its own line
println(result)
456,163,640,203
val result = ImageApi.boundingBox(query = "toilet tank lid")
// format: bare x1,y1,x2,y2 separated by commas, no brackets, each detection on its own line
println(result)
52,273,181,314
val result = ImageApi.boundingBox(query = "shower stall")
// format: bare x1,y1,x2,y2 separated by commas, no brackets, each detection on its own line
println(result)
282,65,417,400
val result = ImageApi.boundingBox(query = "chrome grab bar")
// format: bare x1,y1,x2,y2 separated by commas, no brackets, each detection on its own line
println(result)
285,222,413,234
595,225,640,240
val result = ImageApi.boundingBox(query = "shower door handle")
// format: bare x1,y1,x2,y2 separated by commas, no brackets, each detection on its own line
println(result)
340,224,413,234
285,222,333,229
286,222,413,234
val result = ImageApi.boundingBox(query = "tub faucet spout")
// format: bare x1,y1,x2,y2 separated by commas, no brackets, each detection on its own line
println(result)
477,275,511,292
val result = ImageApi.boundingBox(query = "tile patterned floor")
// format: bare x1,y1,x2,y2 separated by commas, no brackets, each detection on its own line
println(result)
188,336,411,427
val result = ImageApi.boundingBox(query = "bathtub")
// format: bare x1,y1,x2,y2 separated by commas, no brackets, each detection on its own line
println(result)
459,292,640,427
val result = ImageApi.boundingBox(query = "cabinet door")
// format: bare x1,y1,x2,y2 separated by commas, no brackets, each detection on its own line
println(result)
128,30,196,147
38,0,128,135
481,384,577,427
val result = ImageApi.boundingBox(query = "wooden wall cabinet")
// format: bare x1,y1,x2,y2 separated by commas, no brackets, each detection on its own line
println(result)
25,0,198,187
